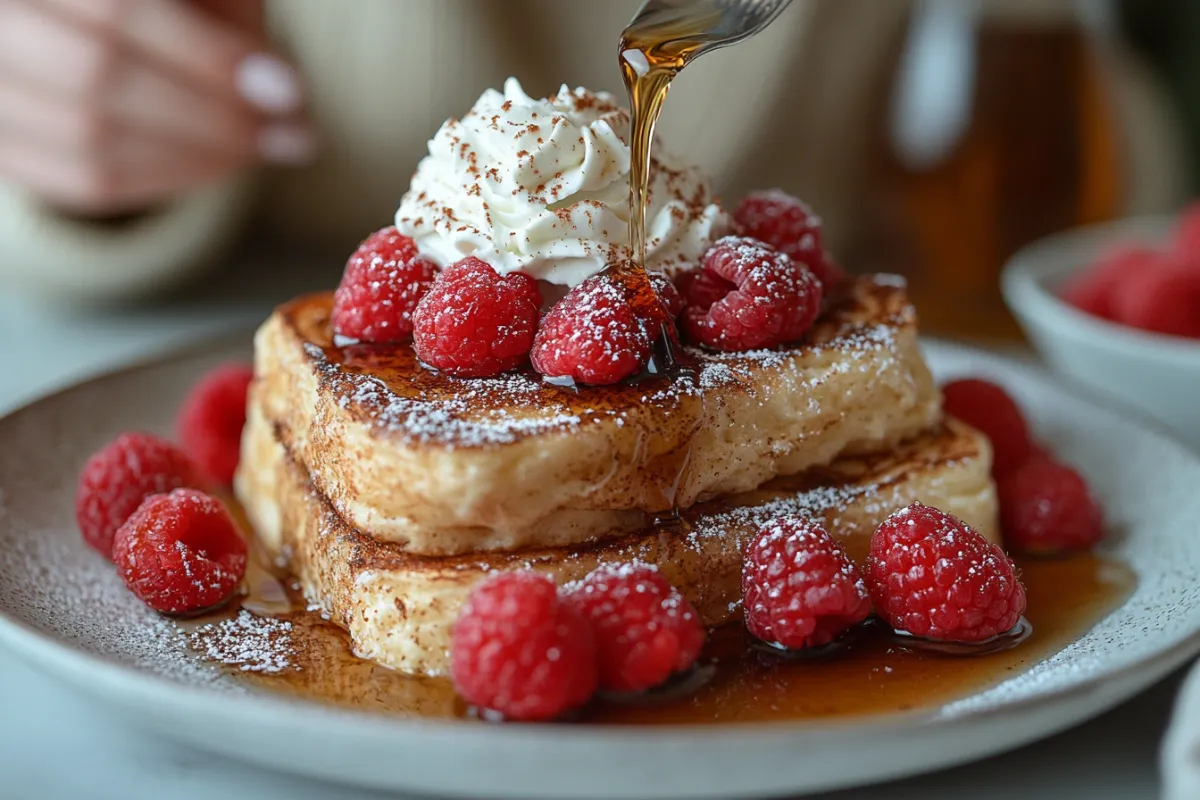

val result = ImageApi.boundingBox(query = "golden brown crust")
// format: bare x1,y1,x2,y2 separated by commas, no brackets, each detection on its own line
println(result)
244,276,943,555
281,277,920,449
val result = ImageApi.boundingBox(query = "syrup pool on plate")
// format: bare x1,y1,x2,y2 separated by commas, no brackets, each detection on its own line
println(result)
186,499,1135,725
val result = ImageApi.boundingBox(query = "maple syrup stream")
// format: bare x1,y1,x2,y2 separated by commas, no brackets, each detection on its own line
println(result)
602,6,722,372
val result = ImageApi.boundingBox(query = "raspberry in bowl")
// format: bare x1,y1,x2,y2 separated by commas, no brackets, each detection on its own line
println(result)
1002,212,1200,449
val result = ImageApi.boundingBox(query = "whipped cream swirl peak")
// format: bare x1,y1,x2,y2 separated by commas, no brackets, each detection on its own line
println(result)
394,77,730,287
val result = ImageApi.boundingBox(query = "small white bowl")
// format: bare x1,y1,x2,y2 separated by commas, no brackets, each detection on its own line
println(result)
1002,214,1200,450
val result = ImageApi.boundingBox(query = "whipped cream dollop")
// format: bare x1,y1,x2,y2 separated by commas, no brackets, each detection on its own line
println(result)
394,78,730,287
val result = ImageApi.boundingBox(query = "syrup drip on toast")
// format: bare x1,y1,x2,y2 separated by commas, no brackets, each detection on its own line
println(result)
619,6,712,267
606,8,727,499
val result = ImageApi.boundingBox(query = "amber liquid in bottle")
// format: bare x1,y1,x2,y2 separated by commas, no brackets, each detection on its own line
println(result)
854,2,1123,341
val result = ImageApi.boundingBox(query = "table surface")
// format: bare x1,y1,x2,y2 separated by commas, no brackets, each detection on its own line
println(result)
0,253,1181,799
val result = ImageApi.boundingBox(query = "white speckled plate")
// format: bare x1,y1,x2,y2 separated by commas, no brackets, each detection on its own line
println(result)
1,338,1199,799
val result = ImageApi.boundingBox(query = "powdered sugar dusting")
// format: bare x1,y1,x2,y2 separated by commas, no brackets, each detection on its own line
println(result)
694,322,896,370
332,370,583,448
0,370,246,692
189,611,296,673
686,482,878,551
560,559,659,595
0,524,228,687
304,278,909,450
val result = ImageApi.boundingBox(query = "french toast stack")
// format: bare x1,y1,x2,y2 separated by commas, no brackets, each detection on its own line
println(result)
235,276,999,677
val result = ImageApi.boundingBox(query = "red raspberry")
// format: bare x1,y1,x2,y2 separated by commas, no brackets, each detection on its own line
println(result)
742,518,870,650
683,236,822,351
815,251,848,292
451,572,597,721
648,271,684,318
1111,260,1200,339
733,190,841,287
676,267,735,312
112,489,247,615
866,503,1026,643
563,564,704,693
412,257,541,378
999,456,1103,554
941,378,1034,479
531,274,654,386
1173,202,1200,256
332,226,438,343
1061,246,1157,321
176,363,254,486
75,432,201,560
517,274,546,311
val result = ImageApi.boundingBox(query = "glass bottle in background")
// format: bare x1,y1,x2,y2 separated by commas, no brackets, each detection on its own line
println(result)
853,0,1125,341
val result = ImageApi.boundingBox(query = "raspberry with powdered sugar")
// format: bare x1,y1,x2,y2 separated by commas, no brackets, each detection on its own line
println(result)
866,503,1026,643
75,432,202,560
332,226,438,343
412,256,542,378
451,571,597,721
531,273,656,386
683,236,823,351
742,518,870,650
563,562,705,693
734,190,844,290
112,488,248,615
648,271,685,318
676,267,734,314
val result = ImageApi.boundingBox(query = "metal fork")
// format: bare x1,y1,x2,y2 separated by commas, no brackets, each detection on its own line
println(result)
621,0,794,64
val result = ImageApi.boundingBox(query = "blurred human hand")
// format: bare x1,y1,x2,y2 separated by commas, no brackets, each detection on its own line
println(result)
0,0,317,215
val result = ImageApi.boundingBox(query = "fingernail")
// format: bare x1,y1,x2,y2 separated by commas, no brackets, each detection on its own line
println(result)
237,53,304,115
258,124,319,164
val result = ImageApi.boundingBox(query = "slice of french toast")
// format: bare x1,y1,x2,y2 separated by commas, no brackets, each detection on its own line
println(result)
237,412,997,677
245,276,942,555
